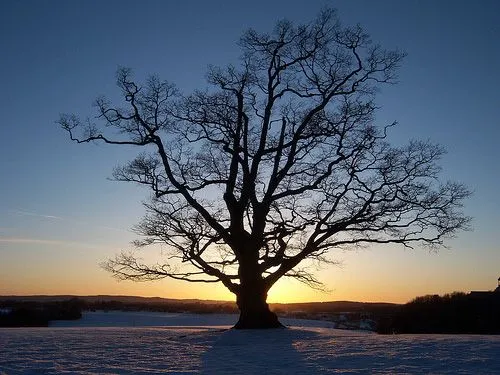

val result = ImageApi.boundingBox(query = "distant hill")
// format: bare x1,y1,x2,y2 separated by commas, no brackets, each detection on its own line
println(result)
0,295,403,331
4,293,497,334
270,300,400,314
0,295,238,316
0,294,400,315
0,295,226,304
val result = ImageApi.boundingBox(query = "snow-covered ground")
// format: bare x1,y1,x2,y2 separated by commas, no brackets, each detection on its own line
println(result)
1,312,499,374
49,311,337,329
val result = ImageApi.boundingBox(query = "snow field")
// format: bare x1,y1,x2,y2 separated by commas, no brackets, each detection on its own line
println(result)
1,312,499,374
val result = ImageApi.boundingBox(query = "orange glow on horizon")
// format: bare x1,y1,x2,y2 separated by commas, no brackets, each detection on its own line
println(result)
0,274,416,304
2,241,496,305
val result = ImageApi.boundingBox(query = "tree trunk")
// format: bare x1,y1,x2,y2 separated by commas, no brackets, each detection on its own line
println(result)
231,235,283,329
234,283,283,329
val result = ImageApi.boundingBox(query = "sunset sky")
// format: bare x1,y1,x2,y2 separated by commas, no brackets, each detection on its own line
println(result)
1,0,499,303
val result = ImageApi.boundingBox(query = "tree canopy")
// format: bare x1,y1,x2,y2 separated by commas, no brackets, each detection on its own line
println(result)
59,8,471,328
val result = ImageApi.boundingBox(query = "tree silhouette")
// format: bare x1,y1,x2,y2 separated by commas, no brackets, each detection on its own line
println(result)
59,8,470,328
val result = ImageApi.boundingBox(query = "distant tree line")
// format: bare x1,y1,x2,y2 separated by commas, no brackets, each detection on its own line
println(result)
0,297,239,327
271,301,398,316
0,298,83,327
3,293,497,333
85,300,238,314
377,292,500,334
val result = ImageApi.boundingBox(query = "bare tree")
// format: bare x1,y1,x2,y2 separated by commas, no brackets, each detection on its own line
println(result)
59,8,470,328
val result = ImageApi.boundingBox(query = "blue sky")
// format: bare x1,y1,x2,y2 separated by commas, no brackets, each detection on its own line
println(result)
1,0,499,302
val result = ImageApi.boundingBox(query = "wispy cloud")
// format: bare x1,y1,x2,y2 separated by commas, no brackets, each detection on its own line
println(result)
8,209,132,233
0,237,69,245
9,210,64,220
0,236,110,250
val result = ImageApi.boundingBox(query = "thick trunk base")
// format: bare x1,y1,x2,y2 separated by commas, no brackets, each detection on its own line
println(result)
234,308,284,329
234,291,284,329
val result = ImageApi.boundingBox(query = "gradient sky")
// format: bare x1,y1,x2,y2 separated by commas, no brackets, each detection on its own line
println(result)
1,0,499,303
